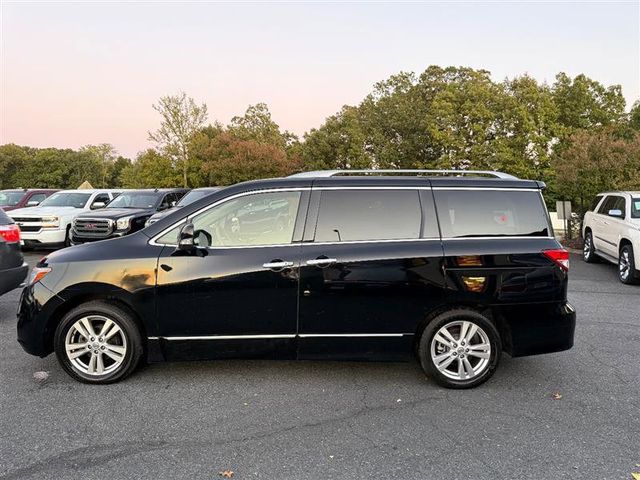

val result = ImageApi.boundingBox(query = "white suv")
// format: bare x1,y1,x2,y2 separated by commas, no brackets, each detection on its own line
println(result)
582,191,640,284
8,190,120,248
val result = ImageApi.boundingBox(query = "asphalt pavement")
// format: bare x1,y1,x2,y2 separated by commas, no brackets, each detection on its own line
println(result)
0,251,638,480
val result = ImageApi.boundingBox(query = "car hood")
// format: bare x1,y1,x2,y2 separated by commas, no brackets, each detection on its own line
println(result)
76,208,154,219
8,206,80,217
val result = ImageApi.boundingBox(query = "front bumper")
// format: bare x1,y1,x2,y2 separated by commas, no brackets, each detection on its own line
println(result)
17,282,64,357
498,301,576,357
0,262,28,296
21,228,67,247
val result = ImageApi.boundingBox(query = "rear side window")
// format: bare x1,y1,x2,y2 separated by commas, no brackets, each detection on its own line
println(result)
314,190,421,242
434,189,550,238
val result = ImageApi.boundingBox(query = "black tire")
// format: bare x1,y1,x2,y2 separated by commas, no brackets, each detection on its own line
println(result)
583,231,598,263
418,309,501,389
619,244,639,285
54,301,143,384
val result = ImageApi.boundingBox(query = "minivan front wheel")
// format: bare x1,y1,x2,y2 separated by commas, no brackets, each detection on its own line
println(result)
419,310,501,389
54,301,143,383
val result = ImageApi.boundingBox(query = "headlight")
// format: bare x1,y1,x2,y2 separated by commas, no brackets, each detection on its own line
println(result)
41,216,59,228
116,216,133,230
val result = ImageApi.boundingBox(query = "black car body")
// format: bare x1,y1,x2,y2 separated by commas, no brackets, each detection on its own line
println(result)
144,187,221,227
0,209,28,296
71,189,188,244
17,171,576,388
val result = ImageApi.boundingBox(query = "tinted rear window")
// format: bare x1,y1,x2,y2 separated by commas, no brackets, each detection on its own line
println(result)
434,189,550,238
314,190,421,242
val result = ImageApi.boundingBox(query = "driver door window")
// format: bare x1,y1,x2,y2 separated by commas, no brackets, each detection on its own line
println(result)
157,191,302,247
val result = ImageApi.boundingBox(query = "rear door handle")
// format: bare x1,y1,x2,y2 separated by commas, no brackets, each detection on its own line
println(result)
306,258,337,267
262,260,294,270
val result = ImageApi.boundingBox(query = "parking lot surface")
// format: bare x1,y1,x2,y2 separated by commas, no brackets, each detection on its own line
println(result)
0,251,638,480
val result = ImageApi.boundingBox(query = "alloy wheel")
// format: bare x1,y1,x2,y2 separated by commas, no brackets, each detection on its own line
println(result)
64,315,127,376
619,249,631,281
583,235,592,260
430,320,491,381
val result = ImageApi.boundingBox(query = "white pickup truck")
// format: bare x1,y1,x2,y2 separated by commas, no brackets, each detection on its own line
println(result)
8,189,120,248
582,191,640,284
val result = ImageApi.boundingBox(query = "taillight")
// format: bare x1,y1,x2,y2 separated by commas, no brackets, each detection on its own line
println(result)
543,248,570,272
0,224,21,243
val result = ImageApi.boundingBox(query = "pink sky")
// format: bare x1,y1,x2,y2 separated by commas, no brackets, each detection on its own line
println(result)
1,1,638,158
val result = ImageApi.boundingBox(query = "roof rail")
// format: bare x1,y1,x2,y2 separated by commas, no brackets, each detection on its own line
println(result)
289,169,518,180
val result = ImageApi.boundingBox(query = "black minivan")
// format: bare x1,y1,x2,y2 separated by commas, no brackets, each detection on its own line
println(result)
17,170,575,388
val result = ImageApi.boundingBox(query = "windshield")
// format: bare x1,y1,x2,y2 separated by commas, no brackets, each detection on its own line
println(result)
0,191,25,207
108,192,160,209
176,189,217,207
40,192,91,208
632,198,640,218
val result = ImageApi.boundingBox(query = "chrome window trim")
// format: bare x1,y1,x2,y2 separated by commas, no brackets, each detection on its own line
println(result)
432,187,540,192
149,184,544,247
441,236,555,241
147,333,412,341
304,238,441,246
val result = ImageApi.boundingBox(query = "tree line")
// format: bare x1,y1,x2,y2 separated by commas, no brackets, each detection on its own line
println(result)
1,65,639,213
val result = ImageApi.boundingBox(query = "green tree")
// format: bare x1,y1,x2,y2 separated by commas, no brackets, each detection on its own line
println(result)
119,149,182,188
12,148,102,188
228,103,297,149
302,106,371,170
0,144,30,188
552,73,626,131
554,128,640,213
148,92,208,188
80,144,119,188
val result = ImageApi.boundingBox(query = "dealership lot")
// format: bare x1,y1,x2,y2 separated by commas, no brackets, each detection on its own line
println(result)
0,252,638,480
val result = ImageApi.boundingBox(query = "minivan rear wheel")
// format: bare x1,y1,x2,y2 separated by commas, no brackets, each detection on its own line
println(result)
54,301,143,384
418,309,501,389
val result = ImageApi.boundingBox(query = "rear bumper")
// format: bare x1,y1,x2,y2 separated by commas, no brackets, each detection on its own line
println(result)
498,302,576,357
0,262,28,296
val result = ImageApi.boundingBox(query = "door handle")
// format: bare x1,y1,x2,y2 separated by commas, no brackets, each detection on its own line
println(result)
306,258,337,267
262,260,294,270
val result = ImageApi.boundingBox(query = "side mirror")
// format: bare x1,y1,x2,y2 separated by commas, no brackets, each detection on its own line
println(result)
608,209,623,218
27,200,40,207
171,201,177,207
178,223,195,251
91,202,106,210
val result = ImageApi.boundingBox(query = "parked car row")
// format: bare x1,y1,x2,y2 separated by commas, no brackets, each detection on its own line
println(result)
1,187,221,249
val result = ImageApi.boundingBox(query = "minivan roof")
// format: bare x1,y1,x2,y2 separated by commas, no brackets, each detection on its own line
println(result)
225,175,545,192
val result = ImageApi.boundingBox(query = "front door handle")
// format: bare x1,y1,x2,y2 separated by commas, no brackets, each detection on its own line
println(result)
262,260,294,270
306,258,337,267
